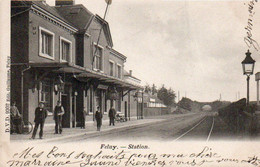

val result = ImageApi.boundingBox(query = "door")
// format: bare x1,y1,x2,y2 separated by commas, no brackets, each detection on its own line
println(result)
124,101,127,121
61,84,71,128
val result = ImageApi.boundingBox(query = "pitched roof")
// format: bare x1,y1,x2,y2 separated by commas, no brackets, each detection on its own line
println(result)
33,1,68,21
124,70,141,81
11,1,77,30
149,94,164,103
55,4,94,30
94,15,113,47
55,5,113,47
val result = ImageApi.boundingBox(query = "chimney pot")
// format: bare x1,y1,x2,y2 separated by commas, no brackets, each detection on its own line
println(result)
56,0,75,6
129,70,132,76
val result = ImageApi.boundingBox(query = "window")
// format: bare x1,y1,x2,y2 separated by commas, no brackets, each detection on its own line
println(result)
39,27,54,60
93,44,103,71
39,80,52,112
109,60,114,76
117,64,122,79
60,37,72,62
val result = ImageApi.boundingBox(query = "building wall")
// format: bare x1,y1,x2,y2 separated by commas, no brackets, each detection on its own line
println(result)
11,11,29,119
11,5,141,129
83,35,92,69
85,19,125,76
27,72,39,124
108,52,124,78
143,107,171,117
11,12,29,64
25,72,62,124
122,90,138,118
28,11,76,64
75,34,84,67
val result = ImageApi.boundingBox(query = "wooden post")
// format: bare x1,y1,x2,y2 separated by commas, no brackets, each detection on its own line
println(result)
125,101,127,121
136,97,139,120
128,92,131,121
74,93,77,128
247,75,250,106
257,80,259,106
141,91,144,119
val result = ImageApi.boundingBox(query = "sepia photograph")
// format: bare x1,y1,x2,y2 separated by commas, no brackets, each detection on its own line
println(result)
1,0,260,166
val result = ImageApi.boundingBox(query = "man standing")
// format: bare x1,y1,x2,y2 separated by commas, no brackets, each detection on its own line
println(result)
109,104,116,126
10,101,22,134
54,101,65,134
95,106,102,131
31,102,48,139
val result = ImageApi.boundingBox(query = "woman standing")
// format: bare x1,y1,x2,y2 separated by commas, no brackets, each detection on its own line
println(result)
95,106,102,131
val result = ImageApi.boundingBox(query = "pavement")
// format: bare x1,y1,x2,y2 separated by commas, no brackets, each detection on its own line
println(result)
12,112,258,142
56,112,206,142
10,116,167,143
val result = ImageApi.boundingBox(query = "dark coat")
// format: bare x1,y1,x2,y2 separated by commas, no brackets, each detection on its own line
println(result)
109,108,116,118
95,111,103,120
53,105,64,120
34,107,48,123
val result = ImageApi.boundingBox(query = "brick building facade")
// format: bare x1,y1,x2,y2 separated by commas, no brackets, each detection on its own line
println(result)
11,0,143,129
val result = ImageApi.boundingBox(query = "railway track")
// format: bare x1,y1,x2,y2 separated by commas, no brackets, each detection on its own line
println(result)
174,115,215,141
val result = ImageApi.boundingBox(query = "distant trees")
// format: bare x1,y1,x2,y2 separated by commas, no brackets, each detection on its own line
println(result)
144,83,176,106
151,84,157,95
144,84,151,93
178,97,192,111
157,86,176,106
144,84,157,95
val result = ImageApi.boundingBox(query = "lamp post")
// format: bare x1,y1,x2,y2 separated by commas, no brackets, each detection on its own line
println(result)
241,50,256,106
54,75,65,101
133,90,144,119
108,86,118,113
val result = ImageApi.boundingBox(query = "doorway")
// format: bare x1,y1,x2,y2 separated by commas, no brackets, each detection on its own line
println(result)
61,94,70,128
61,84,71,128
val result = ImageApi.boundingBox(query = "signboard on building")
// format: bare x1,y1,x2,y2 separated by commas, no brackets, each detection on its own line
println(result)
150,98,155,102
97,84,109,90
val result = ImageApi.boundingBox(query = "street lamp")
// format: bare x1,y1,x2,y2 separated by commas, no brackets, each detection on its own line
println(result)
133,90,144,119
241,50,256,105
108,87,118,100
54,76,65,101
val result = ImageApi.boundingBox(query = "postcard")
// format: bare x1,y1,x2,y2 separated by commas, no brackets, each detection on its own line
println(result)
1,0,260,167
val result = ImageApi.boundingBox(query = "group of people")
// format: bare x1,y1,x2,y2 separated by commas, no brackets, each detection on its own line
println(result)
95,104,117,131
31,100,64,139
11,100,64,139
11,100,118,139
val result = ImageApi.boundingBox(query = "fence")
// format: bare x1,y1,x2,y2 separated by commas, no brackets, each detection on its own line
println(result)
143,107,171,117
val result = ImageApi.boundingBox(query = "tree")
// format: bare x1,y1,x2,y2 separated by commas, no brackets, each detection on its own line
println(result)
178,97,192,111
157,85,176,106
144,84,151,93
151,84,157,95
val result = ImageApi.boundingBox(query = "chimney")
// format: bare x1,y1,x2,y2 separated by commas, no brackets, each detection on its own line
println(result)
129,70,132,76
56,0,75,6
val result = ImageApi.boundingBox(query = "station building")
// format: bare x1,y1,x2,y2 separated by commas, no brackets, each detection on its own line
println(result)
11,0,143,128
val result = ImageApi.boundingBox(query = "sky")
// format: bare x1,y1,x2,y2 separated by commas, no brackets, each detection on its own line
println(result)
47,0,260,102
